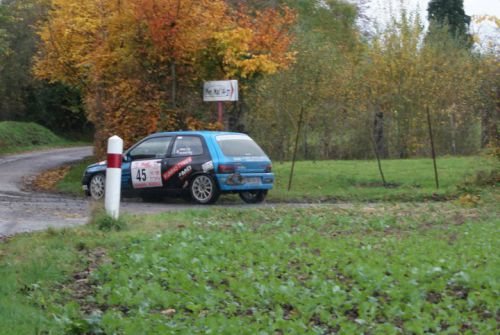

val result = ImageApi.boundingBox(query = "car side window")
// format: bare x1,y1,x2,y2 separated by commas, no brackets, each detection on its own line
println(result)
129,137,172,160
172,136,203,157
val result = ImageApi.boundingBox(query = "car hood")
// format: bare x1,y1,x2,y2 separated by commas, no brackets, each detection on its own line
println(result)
86,160,107,171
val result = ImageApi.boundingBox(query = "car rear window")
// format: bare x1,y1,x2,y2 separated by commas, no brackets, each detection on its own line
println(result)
216,135,266,157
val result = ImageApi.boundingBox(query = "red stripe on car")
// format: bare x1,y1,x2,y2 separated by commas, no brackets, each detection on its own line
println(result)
163,157,192,181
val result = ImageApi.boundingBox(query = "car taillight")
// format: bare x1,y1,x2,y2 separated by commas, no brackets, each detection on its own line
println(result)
218,164,235,174
265,164,272,172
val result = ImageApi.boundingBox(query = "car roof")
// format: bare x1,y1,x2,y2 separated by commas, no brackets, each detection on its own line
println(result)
148,131,246,138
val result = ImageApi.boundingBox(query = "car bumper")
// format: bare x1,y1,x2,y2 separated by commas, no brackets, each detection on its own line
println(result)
215,173,274,191
81,172,93,195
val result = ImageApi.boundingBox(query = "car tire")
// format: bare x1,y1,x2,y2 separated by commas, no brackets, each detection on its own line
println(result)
239,190,267,204
190,174,219,204
89,173,105,200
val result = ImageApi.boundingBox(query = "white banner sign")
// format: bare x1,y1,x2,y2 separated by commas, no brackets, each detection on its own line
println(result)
203,80,238,102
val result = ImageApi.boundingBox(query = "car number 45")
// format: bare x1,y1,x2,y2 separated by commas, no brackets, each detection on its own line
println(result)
136,169,147,182
131,160,163,188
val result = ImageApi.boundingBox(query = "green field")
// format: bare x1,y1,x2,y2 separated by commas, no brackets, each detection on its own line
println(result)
0,194,498,334
0,121,76,155
271,156,497,201
59,156,498,201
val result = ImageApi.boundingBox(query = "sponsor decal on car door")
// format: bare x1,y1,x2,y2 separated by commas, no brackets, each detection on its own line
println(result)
178,165,193,180
201,160,214,173
162,157,193,182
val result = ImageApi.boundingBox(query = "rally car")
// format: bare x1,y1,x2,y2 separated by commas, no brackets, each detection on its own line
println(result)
82,131,274,204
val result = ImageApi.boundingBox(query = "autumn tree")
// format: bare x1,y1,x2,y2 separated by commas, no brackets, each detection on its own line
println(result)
246,0,363,160
360,9,480,158
34,0,296,157
248,5,485,161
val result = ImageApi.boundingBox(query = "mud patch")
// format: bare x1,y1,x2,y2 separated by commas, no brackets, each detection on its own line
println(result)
66,247,109,315
356,181,401,188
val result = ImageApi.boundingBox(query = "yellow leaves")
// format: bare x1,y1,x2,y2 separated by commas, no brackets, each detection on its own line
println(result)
214,27,280,78
457,194,481,208
34,0,296,156
185,117,222,131
474,15,500,29
210,6,296,79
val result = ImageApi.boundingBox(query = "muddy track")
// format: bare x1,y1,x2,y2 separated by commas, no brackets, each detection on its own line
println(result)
0,147,211,236
0,147,93,236
1,147,342,236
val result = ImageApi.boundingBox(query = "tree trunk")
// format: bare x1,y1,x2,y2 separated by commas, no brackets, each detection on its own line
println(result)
93,85,107,158
303,122,308,160
229,90,246,132
426,107,439,190
481,106,499,148
450,113,457,155
170,60,177,108
373,106,388,158
288,107,304,191
323,126,330,159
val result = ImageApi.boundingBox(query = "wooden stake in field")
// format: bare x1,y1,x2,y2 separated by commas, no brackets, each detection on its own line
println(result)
288,107,304,191
369,133,387,187
426,106,439,189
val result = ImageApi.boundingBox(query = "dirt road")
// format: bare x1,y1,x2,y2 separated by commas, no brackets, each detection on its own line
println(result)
0,147,304,236
0,147,94,236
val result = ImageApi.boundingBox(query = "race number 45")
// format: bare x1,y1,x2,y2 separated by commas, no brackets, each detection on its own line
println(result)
131,160,162,188
136,169,147,182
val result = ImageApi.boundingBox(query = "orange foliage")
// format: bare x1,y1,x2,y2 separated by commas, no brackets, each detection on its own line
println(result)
34,0,296,157
185,117,223,131
214,6,296,79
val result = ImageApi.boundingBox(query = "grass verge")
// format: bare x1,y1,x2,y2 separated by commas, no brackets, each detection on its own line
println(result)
0,121,87,155
0,192,498,334
55,158,96,195
58,155,498,202
270,156,498,202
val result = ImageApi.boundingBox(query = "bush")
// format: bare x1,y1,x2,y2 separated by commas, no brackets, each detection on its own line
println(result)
0,121,62,148
90,210,127,232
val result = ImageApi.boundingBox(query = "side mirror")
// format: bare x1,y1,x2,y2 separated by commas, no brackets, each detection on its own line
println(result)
123,154,130,162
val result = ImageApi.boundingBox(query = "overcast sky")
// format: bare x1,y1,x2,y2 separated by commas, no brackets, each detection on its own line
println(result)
368,0,500,18
365,0,500,43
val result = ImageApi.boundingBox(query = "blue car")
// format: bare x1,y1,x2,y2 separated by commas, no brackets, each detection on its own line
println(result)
82,131,274,204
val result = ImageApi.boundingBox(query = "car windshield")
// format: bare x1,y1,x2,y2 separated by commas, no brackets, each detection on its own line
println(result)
216,135,266,157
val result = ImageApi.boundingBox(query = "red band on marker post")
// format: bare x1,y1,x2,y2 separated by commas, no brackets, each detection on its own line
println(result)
107,153,122,169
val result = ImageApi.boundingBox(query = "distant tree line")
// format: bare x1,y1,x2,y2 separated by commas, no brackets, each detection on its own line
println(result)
247,0,499,160
0,0,497,159
0,0,89,137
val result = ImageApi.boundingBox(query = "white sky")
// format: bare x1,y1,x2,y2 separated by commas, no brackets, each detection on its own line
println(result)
366,0,500,43
368,0,500,18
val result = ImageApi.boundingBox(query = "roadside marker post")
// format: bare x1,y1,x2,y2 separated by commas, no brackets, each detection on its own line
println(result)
105,135,123,219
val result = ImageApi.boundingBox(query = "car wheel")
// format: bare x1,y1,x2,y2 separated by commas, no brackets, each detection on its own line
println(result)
89,173,105,200
239,190,267,204
190,174,219,204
